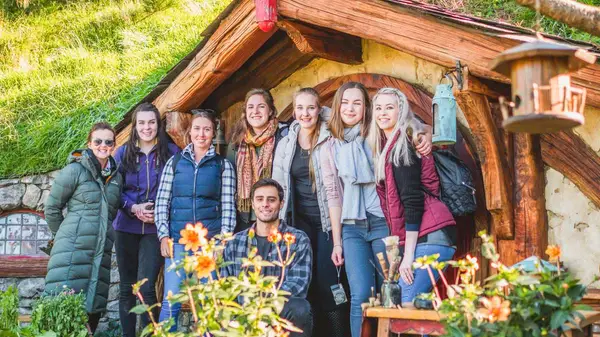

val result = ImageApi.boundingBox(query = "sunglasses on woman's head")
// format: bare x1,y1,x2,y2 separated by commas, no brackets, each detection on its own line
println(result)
92,138,115,147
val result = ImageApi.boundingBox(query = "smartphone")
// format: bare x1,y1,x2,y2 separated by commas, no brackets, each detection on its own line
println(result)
145,200,155,211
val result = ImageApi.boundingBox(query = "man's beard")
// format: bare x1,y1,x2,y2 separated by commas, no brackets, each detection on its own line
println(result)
256,210,279,223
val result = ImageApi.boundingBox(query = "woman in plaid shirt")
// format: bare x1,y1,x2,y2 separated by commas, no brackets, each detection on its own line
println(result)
154,109,236,331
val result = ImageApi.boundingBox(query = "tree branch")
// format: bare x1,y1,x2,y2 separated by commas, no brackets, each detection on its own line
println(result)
515,0,600,37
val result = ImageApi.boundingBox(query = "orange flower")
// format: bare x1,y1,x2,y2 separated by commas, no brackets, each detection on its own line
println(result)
546,245,561,262
268,229,282,243
478,296,511,323
283,233,296,245
195,255,216,279
179,223,208,252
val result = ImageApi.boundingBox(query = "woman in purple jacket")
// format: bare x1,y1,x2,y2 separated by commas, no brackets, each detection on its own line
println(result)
113,103,180,337
368,88,456,306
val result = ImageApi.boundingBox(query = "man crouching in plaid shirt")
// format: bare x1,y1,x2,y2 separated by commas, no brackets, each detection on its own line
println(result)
222,178,313,337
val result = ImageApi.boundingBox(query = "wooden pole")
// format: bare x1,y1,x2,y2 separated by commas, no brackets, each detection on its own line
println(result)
509,134,548,265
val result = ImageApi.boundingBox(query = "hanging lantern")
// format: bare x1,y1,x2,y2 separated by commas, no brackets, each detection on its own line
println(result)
489,38,596,133
213,119,226,146
432,75,457,146
254,0,277,32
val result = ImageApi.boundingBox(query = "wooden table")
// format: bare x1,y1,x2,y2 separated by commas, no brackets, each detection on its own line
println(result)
362,307,445,336
362,307,600,337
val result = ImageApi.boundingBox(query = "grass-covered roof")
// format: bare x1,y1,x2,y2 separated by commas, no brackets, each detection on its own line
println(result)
0,0,230,178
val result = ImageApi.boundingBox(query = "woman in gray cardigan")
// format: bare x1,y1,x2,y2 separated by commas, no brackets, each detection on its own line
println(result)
272,88,350,337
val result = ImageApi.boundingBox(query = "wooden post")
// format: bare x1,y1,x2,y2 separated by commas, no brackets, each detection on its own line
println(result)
166,111,192,149
454,89,514,240
510,134,548,264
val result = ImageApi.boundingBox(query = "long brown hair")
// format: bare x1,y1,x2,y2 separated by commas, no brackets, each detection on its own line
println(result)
122,102,172,173
293,87,322,187
230,88,278,146
328,82,372,139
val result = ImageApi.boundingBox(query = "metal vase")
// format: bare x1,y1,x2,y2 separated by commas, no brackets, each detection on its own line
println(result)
381,281,402,308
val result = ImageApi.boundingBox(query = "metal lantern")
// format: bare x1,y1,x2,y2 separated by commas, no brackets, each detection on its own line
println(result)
489,38,597,133
432,75,457,146
213,119,226,145
254,0,277,32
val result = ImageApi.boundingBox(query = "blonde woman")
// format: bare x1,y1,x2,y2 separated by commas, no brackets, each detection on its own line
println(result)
367,87,456,306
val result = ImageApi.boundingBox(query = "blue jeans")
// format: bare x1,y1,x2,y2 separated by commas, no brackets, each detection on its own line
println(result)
342,214,390,337
158,243,213,331
399,244,456,304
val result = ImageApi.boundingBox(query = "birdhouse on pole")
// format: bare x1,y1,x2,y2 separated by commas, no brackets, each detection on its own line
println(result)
254,0,277,32
489,38,597,134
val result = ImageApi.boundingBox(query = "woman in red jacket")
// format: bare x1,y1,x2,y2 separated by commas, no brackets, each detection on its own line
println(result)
367,87,456,306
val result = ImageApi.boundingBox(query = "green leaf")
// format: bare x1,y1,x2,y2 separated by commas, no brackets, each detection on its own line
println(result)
129,304,150,315
37,332,57,337
550,310,570,330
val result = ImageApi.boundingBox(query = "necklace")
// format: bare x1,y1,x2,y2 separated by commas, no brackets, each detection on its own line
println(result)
299,147,310,158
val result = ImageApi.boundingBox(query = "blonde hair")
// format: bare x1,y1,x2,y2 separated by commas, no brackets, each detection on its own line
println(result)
367,87,426,181
293,87,322,188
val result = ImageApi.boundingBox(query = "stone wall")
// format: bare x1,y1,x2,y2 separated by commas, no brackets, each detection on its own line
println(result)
0,173,120,333
0,173,56,213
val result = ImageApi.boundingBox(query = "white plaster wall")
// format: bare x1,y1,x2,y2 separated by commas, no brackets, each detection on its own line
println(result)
546,168,600,286
574,106,600,153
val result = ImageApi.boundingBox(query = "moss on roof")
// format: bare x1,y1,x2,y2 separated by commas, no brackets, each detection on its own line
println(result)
0,0,230,178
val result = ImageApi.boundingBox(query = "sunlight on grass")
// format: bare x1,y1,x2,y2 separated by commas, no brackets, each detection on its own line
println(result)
0,0,230,178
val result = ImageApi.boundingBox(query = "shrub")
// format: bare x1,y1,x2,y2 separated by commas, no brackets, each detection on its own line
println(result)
30,287,88,337
0,285,19,332
415,231,597,337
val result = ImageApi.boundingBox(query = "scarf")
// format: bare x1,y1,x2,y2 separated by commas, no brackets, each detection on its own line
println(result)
86,149,115,184
237,119,278,212
334,125,376,223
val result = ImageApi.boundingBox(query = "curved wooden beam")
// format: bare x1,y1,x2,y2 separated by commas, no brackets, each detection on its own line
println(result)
278,0,600,108
277,20,363,65
116,0,275,147
454,90,514,240
279,73,433,122
541,131,600,208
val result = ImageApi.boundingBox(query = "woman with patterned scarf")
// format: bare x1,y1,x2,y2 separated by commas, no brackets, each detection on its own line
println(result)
227,88,289,232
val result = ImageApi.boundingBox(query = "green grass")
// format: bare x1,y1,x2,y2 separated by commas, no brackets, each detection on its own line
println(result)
0,0,230,178
424,0,600,44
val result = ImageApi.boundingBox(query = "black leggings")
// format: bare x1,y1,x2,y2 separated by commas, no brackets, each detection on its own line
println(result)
115,231,163,337
295,214,351,337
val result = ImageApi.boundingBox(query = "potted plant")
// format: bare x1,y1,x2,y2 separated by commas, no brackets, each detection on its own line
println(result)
415,231,598,337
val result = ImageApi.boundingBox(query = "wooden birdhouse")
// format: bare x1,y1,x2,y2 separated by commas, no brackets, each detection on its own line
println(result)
489,39,597,133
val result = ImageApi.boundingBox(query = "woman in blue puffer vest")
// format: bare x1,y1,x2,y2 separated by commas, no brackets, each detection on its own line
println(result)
154,109,236,331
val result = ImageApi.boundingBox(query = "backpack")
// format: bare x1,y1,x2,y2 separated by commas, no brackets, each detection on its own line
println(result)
425,149,477,216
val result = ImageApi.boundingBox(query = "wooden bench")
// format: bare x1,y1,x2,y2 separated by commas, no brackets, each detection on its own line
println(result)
361,307,600,337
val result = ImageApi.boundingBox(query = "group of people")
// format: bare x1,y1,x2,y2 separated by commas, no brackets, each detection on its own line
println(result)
43,82,457,337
